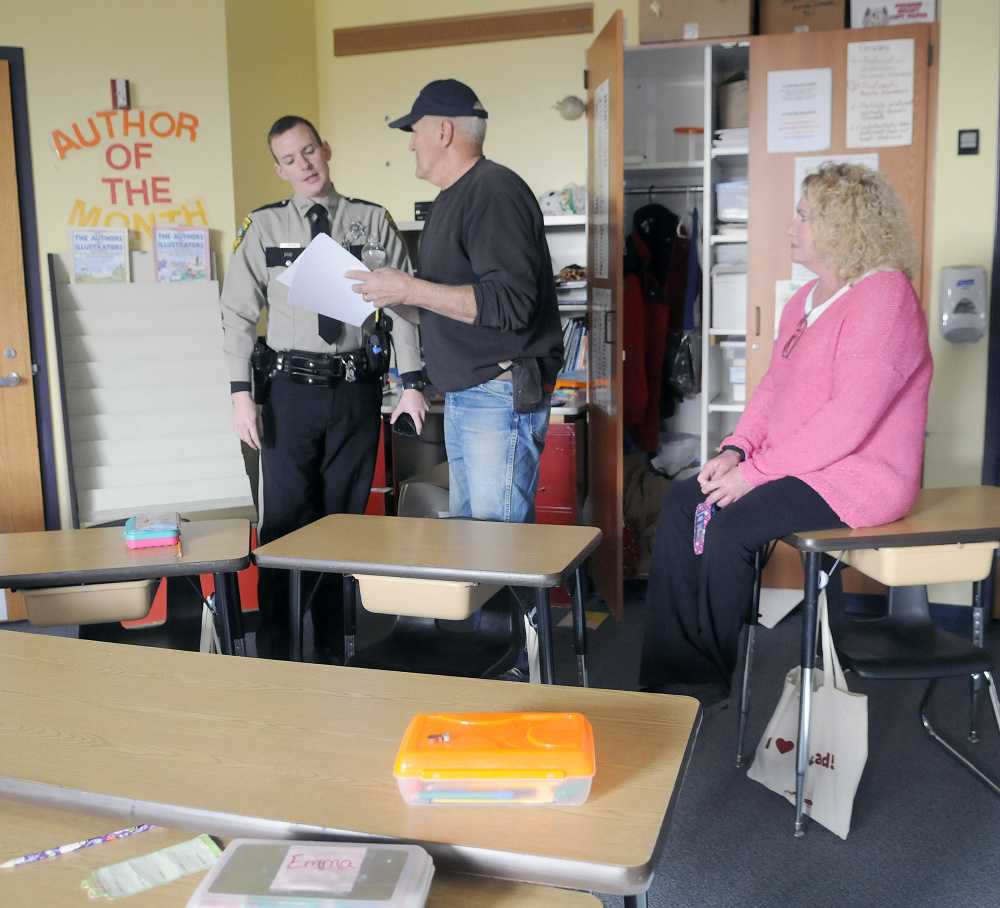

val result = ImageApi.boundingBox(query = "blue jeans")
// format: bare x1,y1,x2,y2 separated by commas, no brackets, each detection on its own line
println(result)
444,380,551,523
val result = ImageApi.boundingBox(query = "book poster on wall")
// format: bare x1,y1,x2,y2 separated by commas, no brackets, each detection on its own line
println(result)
68,227,130,283
152,225,211,282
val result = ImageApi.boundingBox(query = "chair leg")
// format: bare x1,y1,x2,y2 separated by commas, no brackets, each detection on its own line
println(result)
570,566,589,688
736,624,756,768
970,579,987,741
919,674,1000,796
736,548,764,768
343,575,357,662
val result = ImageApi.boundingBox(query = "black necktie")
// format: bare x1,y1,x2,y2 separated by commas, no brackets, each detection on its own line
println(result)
309,203,342,343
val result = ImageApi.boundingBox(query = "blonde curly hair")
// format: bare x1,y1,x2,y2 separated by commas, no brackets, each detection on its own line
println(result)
801,162,919,282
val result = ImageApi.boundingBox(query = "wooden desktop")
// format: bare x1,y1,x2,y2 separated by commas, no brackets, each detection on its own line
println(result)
0,631,698,907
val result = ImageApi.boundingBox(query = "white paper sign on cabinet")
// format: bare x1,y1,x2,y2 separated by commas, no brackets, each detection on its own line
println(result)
846,39,915,148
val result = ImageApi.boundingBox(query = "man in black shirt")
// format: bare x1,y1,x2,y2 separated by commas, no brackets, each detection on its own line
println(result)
346,80,563,524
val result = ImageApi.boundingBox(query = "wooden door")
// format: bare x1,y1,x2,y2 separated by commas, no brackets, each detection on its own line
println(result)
585,12,625,619
746,24,937,590
746,23,937,390
0,59,45,621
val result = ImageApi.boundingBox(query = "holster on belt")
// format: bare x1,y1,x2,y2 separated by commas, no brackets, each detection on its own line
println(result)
251,338,278,404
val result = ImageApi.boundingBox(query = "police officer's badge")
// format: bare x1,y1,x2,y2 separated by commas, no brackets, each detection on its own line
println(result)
233,216,252,252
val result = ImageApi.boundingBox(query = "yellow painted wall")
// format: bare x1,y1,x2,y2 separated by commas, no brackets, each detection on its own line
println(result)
312,0,625,222
925,0,999,488
924,0,999,603
3,0,237,526
225,0,320,223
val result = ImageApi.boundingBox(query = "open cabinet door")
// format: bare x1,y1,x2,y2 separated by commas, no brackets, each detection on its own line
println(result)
586,13,625,620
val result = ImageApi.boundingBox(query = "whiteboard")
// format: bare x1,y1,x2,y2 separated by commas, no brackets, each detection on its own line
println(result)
52,252,255,527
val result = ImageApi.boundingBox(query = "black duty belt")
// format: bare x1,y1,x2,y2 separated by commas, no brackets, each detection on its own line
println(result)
275,348,373,386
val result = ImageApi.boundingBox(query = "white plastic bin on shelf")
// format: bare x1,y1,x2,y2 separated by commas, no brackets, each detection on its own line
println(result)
723,344,747,402
674,126,704,162
714,242,747,265
720,340,746,403
715,180,748,222
711,264,747,330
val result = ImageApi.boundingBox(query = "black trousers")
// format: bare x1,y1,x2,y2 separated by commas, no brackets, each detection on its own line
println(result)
255,373,382,660
638,475,845,690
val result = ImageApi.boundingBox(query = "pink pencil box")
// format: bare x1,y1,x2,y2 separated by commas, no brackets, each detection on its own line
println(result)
124,512,180,549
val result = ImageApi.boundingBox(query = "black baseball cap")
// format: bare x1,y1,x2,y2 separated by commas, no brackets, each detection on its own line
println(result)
388,79,488,132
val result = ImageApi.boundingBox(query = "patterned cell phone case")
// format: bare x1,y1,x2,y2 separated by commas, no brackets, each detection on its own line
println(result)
693,501,716,554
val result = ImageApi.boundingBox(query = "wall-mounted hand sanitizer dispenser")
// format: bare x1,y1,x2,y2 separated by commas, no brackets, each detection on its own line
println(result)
940,266,987,343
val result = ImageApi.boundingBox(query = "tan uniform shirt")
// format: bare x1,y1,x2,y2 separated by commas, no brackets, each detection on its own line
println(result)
220,187,421,386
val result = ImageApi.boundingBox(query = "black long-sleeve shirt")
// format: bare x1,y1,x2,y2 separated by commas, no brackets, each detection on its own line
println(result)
417,157,563,392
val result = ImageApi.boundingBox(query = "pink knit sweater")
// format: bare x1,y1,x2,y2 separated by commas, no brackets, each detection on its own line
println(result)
723,270,932,528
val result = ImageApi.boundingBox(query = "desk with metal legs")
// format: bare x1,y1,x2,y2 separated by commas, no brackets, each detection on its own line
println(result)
0,631,698,908
782,485,1000,835
252,515,602,685
0,519,251,655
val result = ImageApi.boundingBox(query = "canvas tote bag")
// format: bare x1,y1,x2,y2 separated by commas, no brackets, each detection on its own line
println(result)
746,591,868,839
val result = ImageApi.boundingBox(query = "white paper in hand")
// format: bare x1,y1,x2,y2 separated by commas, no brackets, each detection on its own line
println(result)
276,233,376,326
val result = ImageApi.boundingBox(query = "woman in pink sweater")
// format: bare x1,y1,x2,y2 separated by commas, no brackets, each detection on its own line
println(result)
639,163,932,707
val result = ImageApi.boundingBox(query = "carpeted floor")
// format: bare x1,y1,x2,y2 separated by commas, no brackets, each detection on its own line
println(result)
587,587,1000,908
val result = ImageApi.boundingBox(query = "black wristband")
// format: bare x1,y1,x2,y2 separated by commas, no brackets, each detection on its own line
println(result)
400,371,425,391
721,445,745,462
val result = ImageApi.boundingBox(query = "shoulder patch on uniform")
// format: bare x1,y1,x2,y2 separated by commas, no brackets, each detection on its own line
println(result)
233,216,252,252
385,211,405,243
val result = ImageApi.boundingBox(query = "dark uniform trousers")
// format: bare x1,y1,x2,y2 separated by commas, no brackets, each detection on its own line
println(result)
255,372,383,660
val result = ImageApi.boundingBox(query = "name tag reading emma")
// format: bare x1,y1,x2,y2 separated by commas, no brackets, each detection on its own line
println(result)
270,844,366,894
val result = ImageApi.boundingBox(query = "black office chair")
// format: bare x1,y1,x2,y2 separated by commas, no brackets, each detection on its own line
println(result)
343,579,526,679
341,502,529,679
827,580,1000,794
736,548,1000,796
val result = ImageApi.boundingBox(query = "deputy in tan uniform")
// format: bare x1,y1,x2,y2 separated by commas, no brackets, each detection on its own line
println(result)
220,114,429,662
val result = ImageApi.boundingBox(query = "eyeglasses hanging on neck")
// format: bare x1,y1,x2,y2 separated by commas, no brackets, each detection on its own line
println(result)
782,314,808,358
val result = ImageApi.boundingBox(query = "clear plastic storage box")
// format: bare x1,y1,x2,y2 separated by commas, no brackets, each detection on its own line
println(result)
185,840,434,908
715,180,749,222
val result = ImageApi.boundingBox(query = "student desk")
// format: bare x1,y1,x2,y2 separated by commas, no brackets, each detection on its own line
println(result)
0,519,251,656
0,632,699,908
0,800,602,908
252,514,603,684
782,485,1000,835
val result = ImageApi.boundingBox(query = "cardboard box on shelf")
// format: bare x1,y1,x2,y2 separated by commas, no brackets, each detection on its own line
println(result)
639,0,752,43
718,78,749,130
759,0,847,34
850,1,935,27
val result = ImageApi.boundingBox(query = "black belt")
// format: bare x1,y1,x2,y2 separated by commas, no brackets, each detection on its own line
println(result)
275,348,373,386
